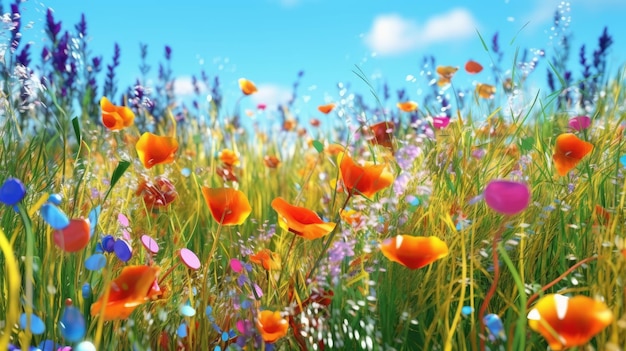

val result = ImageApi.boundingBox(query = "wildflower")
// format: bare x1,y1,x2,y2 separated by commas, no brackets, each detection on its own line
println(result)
365,121,394,149
432,116,451,130
338,152,394,198
340,209,363,227
317,103,336,114
52,218,90,253
568,115,591,131
396,101,418,113
0,177,26,206
310,118,321,127
91,265,161,321
100,96,135,131
476,83,496,99
465,60,483,74
256,310,288,343
250,249,281,270
263,155,281,168
201,187,251,226
238,78,257,95
219,149,240,167
325,143,345,156
135,176,177,208
216,165,239,182
527,294,613,350
436,65,458,86
271,197,336,240
379,235,449,270
552,133,593,176
135,132,179,169
484,180,530,215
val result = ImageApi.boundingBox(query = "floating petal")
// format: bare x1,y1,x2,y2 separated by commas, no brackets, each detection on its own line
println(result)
484,180,530,215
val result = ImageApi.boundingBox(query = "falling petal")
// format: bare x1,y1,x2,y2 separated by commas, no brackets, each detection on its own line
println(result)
53,218,91,252
568,116,591,131
85,253,107,271
19,313,46,335
59,304,86,342
465,60,483,74
74,341,96,351
177,322,188,338
483,313,506,341
88,206,101,237
114,239,133,262
141,235,159,254
40,203,70,230
48,193,63,205
230,258,243,273
180,248,201,270
180,304,196,317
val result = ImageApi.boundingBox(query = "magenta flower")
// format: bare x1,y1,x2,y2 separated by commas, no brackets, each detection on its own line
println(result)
484,180,530,215
568,116,591,131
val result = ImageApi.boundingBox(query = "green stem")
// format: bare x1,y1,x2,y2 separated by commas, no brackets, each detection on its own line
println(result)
497,243,526,351
17,204,34,348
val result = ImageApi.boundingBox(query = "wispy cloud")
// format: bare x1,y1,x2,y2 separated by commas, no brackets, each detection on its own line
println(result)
173,76,206,96
251,84,293,109
364,8,479,56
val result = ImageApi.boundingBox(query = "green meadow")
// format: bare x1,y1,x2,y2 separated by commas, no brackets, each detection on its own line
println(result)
0,2,625,351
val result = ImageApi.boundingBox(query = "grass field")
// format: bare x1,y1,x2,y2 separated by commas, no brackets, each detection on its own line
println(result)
0,2,625,351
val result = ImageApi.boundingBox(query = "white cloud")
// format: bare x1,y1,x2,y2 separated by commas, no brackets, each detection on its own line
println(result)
173,76,206,96
364,8,479,56
251,84,293,109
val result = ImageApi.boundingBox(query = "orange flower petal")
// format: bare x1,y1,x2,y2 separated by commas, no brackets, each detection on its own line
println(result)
552,133,593,176
380,235,448,270
238,78,258,95
476,83,496,99
250,249,281,270
135,132,179,169
317,103,336,114
219,149,240,167
436,65,458,78
263,155,281,168
100,96,135,131
338,152,394,198
257,310,289,343
91,265,160,321
396,101,418,113
465,60,483,74
201,187,251,226
527,294,613,350
271,197,336,240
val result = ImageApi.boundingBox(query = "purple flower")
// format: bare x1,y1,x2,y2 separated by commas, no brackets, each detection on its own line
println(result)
45,8,62,43
164,45,172,60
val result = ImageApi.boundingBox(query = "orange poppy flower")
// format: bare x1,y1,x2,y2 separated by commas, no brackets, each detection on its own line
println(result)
271,197,336,240
216,165,239,182
476,83,496,99
219,149,240,167
257,310,289,343
366,121,395,149
318,103,336,114
91,265,160,321
465,60,483,74
135,132,179,169
100,96,135,131
250,249,282,271
552,133,593,176
527,294,613,350
201,187,251,226
436,66,458,86
135,176,177,208
340,208,363,227
325,143,345,156
379,235,449,270
263,155,281,168
338,152,394,198
396,101,418,113
238,78,258,95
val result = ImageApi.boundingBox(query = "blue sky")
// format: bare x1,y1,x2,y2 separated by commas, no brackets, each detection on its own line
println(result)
14,0,626,124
